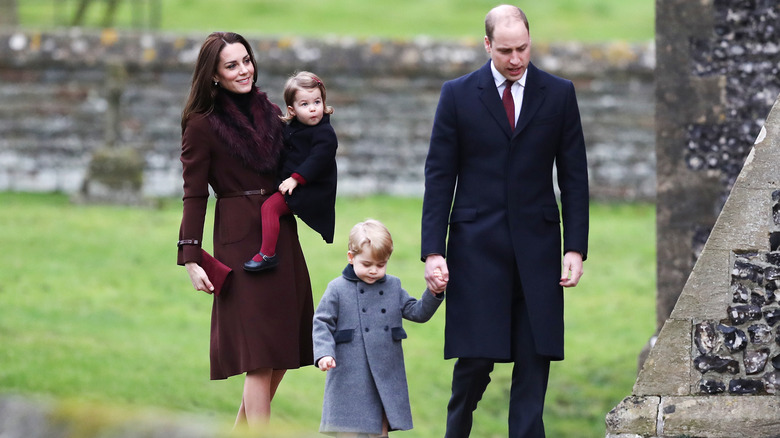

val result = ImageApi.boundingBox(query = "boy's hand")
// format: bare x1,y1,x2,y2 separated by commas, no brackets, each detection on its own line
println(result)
318,356,336,371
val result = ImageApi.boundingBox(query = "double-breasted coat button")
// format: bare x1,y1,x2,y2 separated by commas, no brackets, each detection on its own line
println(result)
381,309,386,313
365,327,369,332
384,326,389,331
360,289,365,294
379,291,384,295
362,308,367,313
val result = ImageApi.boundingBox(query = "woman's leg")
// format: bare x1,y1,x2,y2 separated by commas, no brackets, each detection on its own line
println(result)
234,368,287,428
234,398,247,427
270,369,286,399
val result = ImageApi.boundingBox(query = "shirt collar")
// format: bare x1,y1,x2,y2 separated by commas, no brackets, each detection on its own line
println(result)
490,60,528,89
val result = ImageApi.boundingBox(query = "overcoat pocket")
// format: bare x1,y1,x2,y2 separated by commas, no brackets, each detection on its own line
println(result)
449,208,477,224
334,329,354,344
391,327,407,341
216,198,252,244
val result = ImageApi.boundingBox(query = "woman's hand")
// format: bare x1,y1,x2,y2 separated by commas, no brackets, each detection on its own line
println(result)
186,261,214,293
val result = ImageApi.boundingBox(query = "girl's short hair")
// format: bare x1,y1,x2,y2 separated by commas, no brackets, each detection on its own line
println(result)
348,219,394,261
280,71,335,122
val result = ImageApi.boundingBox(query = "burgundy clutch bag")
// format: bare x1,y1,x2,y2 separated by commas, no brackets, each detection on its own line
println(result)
200,249,232,296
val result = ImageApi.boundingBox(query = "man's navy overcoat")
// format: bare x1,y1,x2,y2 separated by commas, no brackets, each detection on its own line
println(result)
421,61,589,361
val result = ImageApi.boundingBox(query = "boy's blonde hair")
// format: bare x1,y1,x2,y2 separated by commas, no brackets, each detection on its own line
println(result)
348,219,393,261
280,71,335,123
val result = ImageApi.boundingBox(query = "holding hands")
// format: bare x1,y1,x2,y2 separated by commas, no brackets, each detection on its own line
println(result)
424,254,449,294
318,356,336,371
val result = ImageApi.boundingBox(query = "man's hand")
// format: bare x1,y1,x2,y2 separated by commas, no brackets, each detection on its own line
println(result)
425,254,449,293
560,251,584,288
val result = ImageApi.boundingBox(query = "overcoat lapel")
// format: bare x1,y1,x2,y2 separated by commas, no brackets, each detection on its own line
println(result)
513,63,545,138
477,62,514,138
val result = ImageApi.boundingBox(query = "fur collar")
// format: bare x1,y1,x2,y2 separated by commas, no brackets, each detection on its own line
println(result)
208,87,283,173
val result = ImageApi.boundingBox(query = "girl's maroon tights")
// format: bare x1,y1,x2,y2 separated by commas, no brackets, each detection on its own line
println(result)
253,192,292,262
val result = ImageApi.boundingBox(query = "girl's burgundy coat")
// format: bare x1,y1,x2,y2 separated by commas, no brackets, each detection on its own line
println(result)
178,88,314,379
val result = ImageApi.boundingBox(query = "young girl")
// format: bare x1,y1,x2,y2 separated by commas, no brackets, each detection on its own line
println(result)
312,219,446,437
244,71,338,272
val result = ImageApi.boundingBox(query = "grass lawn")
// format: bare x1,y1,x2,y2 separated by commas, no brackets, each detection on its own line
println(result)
17,0,654,42
0,192,655,436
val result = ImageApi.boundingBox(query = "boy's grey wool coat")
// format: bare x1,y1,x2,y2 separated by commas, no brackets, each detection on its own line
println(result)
312,264,444,434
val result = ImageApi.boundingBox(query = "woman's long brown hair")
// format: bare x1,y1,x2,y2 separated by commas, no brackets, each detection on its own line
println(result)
180,32,258,132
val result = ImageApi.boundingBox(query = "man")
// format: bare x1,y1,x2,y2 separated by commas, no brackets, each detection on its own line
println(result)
421,5,589,437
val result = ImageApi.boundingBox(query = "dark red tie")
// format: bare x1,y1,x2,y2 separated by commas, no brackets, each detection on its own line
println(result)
502,80,515,130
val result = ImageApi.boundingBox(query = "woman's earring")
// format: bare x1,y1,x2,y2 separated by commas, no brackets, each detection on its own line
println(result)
213,81,218,87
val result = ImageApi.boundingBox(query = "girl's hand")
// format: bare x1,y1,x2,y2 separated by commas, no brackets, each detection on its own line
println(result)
318,356,336,371
185,262,214,294
278,177,299,195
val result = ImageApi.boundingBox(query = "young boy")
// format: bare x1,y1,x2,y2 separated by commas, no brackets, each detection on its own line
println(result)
312,219,445,437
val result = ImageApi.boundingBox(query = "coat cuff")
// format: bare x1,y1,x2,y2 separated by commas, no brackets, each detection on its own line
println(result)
291,172,307,184
177,240,203,265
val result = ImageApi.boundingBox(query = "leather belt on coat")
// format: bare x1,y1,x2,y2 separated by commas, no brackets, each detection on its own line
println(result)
215,189,269,198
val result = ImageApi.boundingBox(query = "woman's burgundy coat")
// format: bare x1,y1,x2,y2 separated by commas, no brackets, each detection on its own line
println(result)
281,114,338,244
177,88,314,379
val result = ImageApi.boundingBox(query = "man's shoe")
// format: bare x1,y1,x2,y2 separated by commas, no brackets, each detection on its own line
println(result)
243,252,278,272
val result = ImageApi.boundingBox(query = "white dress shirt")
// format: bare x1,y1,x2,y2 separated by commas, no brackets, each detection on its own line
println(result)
490,60,527,125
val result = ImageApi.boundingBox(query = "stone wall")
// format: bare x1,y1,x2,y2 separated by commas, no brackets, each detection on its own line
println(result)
655,0,780,334
606,94,780,438
0,29,655,200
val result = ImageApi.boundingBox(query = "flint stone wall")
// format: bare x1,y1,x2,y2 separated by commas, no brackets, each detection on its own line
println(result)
606,95,780,438
0,29,655,200
655,0,780,333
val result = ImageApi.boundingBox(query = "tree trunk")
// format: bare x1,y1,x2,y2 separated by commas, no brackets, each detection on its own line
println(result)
71,0,93,26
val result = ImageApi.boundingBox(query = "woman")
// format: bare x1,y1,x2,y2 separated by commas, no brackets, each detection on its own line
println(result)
177,31,314,427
